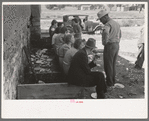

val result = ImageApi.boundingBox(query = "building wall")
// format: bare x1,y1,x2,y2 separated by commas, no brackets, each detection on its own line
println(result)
3,5,41,99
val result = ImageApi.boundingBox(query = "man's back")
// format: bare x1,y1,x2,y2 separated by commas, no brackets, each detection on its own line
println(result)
104,19,121,43
73,24,82,34
54,34,65,46
68,48,91,85
63,47,78,74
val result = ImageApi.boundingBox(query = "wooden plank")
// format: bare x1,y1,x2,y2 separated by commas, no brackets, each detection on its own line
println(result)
17,83,95,99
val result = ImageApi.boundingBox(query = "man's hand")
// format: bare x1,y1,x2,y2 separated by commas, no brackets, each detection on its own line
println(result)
92,48,104,53
93,58,100,65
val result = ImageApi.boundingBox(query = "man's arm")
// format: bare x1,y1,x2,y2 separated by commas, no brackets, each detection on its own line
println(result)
79,53,91,74
50,27,56,37
102,25,110,45
88,60,96,69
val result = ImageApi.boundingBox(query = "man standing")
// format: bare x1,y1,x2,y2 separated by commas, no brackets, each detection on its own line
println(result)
134,26,144,69
72,18,82,35
67,38,107,99
97,9,121,87
49,20,57,48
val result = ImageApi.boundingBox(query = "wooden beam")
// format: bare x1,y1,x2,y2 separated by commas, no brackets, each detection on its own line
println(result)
17,83,95,99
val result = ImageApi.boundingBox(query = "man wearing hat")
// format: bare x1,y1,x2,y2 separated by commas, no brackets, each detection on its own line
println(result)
97,9,121,87
49,19,57,49
67,38,107,99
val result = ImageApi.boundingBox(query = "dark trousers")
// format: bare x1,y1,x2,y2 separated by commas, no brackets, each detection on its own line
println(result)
68,72,107,97
85,72,107,97
135,44,144,68
49,36,53,49
103,43,119,86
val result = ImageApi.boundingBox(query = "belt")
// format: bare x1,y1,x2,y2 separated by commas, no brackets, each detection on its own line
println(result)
107,42,119,45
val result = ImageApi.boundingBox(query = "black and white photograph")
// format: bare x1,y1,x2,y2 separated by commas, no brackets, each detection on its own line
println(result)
1,1,148,119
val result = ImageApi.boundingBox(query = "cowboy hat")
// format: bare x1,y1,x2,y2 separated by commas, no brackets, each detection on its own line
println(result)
97,9,109,20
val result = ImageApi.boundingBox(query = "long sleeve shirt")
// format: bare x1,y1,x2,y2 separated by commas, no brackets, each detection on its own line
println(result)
58,44,71,58
102,18,121,46
63,47,78,74
73,23,82,34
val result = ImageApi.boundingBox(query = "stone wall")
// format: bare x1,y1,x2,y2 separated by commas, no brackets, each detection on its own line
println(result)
3,5,32,99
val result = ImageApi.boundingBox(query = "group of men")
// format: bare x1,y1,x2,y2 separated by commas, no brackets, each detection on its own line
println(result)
48,9,144,99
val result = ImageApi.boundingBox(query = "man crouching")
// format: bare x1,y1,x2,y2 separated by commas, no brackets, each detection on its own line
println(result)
67,38,107,99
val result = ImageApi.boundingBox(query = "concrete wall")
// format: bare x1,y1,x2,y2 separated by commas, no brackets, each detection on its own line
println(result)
3,5,31,99
3,5,41,99
30,5,41,46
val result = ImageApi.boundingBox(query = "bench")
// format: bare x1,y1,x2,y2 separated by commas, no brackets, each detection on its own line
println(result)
17,83,96,99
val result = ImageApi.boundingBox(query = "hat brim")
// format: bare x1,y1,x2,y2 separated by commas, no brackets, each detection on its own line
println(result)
97,12,109,19
85,44,96,49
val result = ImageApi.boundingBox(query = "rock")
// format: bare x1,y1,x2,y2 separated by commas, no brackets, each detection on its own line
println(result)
127,92,137,96
41,55,49,58
91,92,97,99
31,55,36,58
36,49,47,57
36,60,43,64
34,67,42,71
39,49,48,55
119,95,123,98
114,83,125,88
42,49,48,51
36,49,41,55
39,68,46,73
38,80,45,84
47,58,53,62
31,58,34,61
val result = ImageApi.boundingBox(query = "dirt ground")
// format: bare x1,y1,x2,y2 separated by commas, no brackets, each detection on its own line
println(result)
76,53,145,99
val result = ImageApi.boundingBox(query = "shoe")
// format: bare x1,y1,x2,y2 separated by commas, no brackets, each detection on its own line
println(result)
91,93,97,99
91,92,105,99
107,85,115,91
134,65,142,70
114,83,125,88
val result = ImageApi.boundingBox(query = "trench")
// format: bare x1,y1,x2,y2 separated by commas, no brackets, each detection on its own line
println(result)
23,35,104,85
23,36,67,84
